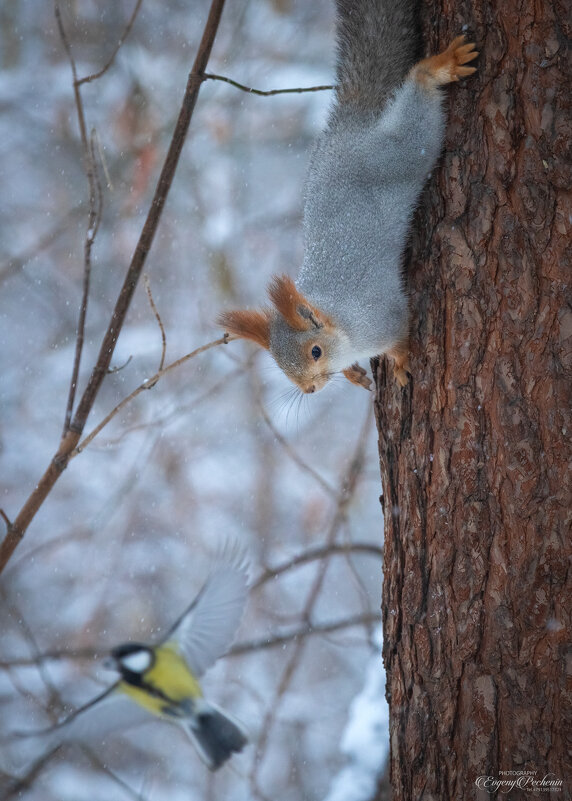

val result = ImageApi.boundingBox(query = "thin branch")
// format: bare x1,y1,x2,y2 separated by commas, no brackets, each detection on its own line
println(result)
253,542,383,590
204,72,333,97
0,746,62,801
77,0,143,86
0,648,102,669
0,510,12,530
258,399,337,498
93,128,114,191
1,591,64,717
249,405,374,796
108,355,133,374
75,361,244,451
229,613,380,657
55,1,101,436
0,0,228,574
143,275,167,372
0,206,84,286
80,746,152,801
72,335,233,458
69,0,227,437
0,739,147,801
0,612,379,669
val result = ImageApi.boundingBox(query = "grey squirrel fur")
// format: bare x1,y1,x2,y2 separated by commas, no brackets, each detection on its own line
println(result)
219,0,477,392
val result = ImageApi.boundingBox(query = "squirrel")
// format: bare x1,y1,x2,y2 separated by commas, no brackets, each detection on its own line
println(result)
218,1,477,393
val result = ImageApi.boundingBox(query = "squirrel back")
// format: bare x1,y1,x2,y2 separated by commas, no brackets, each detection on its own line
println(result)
219,1,477,393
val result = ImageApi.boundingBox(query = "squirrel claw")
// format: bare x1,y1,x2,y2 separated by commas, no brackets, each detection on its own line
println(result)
393,366,410,387
414,34,478,87
343,363,372,391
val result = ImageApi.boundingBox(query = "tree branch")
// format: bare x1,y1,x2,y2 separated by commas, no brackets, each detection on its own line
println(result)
249,406,374,796
55,1,102,436
143,275,167,372
228,613,380,656
72,335,233,457
204,72,333,96
0,0,228,575
77,0,143,87
0,613,379,668
253,541,383,590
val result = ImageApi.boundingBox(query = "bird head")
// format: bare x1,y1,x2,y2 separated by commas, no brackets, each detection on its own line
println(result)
105,643,155,684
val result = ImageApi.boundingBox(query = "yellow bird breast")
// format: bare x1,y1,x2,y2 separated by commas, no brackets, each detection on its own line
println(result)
119,644,203,719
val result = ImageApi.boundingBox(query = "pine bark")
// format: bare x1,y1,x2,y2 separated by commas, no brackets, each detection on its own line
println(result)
374,1,571,799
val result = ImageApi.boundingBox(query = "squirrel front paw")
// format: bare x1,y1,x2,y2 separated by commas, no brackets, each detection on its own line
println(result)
342,363,372,391
393,365,410,387
413,35,478,88
388,345,411,387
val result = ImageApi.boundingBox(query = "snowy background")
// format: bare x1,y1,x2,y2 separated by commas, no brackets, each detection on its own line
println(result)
0,1,389,799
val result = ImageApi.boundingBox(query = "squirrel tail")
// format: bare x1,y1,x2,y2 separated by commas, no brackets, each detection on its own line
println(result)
334,0,421,114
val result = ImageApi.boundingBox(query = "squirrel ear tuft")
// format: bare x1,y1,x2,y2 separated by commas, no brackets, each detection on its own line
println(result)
268,275,314,331
218,309,271,350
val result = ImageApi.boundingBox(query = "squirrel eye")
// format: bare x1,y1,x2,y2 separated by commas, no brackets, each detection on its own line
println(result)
311,345,322,361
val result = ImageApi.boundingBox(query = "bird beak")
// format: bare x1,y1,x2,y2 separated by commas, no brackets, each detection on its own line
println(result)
103,656,117,671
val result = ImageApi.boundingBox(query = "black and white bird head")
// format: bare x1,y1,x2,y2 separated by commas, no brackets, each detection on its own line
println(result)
105,643,155,683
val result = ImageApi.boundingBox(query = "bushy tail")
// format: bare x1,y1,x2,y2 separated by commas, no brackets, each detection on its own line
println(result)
334,0,420,113
186,704,248,771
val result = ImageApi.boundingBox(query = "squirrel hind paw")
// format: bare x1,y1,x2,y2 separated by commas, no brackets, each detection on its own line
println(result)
414,35,478,87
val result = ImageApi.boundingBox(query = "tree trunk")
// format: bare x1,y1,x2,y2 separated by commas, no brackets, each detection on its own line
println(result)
374,1,571,799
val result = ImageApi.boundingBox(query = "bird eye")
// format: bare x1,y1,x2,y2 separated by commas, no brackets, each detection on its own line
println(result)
311,345,322,361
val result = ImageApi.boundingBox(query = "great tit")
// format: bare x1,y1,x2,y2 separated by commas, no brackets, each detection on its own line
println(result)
17,549,250,771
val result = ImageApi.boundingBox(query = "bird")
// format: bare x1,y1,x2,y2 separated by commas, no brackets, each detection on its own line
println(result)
14,548,250,771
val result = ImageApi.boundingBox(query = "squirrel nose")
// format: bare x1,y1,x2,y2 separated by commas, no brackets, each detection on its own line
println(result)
305,384,316,394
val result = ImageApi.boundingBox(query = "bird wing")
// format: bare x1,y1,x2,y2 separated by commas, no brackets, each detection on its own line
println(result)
163,546,249,677
14,683,153,749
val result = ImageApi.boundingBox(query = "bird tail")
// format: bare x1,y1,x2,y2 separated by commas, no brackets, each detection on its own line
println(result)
185,703,248,771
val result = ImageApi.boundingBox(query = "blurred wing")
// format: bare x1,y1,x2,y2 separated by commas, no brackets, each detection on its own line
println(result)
165,547,249,677
14,684,153,750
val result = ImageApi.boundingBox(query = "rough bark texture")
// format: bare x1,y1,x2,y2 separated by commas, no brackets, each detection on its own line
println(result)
375,1,571,799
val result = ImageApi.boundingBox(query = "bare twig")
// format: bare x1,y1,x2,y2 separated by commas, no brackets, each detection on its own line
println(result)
93,129,114,191
0,648,103,669
253,541,383,590
258,399,337,498
143,275,167,372
55,2,102,436
0,612,378,669
69,0,227,436
80,746,152,801
0,0,228,574
0,740,147,801
1,591,64,717
77,0,143,87
0,746,62,801
75,361,244,451
72,335,233,457
204,72,333,97
0,206,84,286
250,405,374,796
229,613,380,656
0,612,381,670
108,355,133,374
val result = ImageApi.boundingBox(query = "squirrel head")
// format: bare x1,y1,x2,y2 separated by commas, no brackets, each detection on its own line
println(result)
218,275,340,394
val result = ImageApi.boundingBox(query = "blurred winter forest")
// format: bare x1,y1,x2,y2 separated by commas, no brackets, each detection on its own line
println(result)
0,1,389,799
